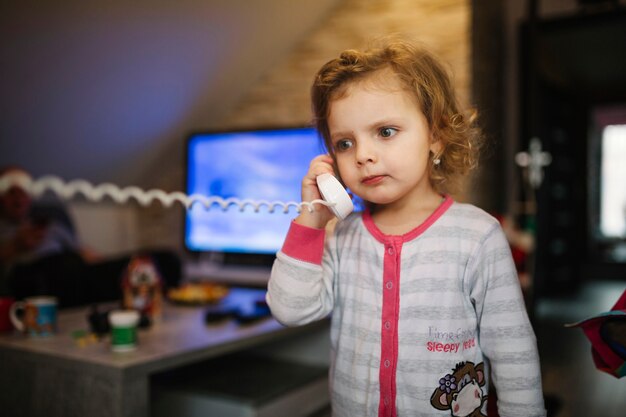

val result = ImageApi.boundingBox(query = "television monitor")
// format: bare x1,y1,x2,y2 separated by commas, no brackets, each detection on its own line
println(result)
185,127,326,265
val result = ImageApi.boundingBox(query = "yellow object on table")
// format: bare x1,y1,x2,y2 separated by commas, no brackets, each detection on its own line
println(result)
167,283,229,305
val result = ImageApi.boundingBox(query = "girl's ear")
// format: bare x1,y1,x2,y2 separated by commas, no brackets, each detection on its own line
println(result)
429,134,443,156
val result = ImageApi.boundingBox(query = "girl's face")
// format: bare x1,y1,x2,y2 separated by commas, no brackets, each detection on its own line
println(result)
327,71,442,209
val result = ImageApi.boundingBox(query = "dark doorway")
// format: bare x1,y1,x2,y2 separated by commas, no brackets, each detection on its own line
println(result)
520,9,626,297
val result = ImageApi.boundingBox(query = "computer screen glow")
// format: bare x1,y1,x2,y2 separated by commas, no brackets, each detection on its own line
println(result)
185,127,325,254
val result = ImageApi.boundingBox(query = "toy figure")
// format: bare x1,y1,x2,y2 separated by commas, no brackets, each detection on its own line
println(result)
121,255,163,324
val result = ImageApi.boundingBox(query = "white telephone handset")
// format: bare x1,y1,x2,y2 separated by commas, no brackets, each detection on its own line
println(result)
316,173,354,220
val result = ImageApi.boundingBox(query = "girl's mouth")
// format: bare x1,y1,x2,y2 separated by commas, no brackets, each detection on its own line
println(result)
361,175,385,185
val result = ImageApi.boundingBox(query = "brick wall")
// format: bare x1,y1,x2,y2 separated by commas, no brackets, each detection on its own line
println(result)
216,0,471,129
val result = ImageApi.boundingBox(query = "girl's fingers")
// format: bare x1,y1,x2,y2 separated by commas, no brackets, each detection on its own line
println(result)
296,155,338,227
304,155,335,184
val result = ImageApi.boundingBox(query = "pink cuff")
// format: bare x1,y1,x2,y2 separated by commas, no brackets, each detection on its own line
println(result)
281,221,325,265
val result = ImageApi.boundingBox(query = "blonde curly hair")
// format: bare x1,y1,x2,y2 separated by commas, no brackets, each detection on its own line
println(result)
311,38,482,196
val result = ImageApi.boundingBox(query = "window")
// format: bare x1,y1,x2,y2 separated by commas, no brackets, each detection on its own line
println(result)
599,124,626,239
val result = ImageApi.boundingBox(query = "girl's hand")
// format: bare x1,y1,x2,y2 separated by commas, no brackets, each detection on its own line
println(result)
295,154,336,229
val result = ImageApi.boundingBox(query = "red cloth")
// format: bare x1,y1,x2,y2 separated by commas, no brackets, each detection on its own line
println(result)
568,288,626,378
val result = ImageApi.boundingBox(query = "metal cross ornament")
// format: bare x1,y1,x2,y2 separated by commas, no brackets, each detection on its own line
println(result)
515,137,552,189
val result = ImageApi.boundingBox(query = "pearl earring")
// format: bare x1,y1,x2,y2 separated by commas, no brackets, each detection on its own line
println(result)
433,157,441,166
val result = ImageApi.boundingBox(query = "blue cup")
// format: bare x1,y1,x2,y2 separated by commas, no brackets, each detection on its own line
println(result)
10,296,58,337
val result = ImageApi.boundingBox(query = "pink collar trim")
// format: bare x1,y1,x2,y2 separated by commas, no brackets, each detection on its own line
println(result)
362,195,453,243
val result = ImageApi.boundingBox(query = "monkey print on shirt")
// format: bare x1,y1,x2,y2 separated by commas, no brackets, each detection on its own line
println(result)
430,362,487,417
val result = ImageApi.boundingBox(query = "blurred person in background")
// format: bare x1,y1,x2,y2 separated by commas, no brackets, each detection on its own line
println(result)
0,166,180,308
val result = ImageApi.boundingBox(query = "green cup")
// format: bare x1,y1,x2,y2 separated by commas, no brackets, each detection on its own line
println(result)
108,310,140,352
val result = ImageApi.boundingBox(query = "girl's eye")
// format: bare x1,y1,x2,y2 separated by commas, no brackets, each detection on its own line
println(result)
335,139,353,151
379,127,398,138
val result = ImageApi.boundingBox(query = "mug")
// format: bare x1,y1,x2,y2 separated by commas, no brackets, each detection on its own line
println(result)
108,310,140,352
10,296,58,337
0,297,15,332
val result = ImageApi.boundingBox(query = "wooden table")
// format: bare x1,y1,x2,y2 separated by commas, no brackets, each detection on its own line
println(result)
0,288,328,417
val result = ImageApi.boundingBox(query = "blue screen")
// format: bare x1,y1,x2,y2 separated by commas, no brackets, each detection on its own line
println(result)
185,127,325,254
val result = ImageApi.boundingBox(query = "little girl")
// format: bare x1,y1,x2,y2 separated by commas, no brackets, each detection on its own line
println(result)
267,39,546,417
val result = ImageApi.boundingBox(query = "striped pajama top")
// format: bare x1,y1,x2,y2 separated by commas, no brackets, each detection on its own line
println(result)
267,197,546,417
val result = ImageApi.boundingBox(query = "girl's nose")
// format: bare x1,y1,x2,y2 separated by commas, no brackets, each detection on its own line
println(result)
355,140,377,165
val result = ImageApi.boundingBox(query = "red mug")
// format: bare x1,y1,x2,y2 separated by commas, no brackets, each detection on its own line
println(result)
0,297,15,332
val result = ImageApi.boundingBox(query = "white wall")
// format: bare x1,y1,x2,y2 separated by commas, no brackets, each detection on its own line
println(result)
0,0,341,188
68,202,139,257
